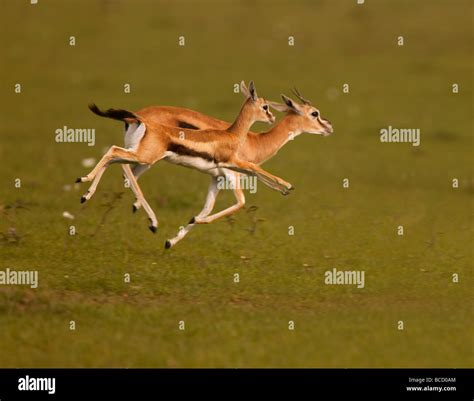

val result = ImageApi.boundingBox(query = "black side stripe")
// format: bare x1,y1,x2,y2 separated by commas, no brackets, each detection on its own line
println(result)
178,121,200,130
167,142,217,163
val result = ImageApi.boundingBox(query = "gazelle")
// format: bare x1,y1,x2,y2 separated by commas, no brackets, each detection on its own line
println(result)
77,81,294,234
130,88,333,248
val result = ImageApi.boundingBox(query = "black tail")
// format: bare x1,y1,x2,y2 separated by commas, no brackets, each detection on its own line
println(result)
88,103,141,122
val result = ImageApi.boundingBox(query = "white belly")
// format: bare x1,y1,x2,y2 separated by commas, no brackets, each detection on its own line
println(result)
163,151,222,176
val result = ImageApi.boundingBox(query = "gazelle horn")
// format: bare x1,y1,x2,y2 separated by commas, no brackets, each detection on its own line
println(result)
291,87,311,105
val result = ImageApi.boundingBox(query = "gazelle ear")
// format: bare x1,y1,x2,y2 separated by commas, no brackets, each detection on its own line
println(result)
248,80,258,101
240,81,250,99
281,94,303,114
268,101,289,112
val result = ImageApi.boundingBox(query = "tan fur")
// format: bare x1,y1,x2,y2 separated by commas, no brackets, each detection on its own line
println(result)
130,94,333,247
132,97,284,170
136,102,332,165
78,82,293,235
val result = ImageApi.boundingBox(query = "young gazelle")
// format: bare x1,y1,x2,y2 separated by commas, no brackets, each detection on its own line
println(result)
131,89,333,248
77,81,293,233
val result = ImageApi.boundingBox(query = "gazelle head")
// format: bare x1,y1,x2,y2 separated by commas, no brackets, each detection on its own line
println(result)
240,80,275,125
269,88,333,136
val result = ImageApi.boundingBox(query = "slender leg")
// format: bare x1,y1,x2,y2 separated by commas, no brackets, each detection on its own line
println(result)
80,164,107,203
165,176,220,249
77,146,143,203
122,164,158,232
219,159,293,195
130,164,151,212
76,146,139,183
195,187,245,224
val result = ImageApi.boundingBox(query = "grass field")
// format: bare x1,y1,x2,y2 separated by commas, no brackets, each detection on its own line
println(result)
0,0,472,367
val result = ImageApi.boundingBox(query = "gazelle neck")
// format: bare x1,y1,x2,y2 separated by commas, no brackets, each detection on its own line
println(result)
249,114,303,164
227,99,256,137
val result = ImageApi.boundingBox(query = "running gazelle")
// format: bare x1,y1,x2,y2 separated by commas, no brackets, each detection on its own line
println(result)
78,81,293,234
126,88,333,248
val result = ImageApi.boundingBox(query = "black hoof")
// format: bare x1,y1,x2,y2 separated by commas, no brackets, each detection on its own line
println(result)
132,205,138,213
188,217,196,224
149,225,157,233
75,177,82,183
80,196,87,203
164,240,172,249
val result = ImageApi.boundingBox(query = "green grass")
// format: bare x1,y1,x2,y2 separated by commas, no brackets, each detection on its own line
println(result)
0,0,472,367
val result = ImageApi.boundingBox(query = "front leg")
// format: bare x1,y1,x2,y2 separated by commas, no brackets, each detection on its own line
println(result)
219,159,293,195
194,184,245,224
165,176,220,249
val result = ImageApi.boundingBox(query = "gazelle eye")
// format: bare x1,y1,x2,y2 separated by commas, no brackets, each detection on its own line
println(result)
263,105,268,111
311,111,319,118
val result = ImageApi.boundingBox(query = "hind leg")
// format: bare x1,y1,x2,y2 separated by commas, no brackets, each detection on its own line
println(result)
130,164,151,213
77,146,139,183
77,146,151,203
122,164,158,232
80,164,107,203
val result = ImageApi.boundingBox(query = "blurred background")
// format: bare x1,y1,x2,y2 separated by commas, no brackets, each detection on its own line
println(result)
0,0,472,367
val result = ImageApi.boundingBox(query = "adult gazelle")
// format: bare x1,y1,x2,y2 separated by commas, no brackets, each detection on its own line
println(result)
129,88,333,248
78,81,293,236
